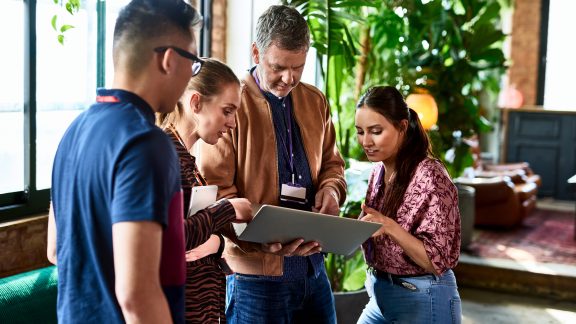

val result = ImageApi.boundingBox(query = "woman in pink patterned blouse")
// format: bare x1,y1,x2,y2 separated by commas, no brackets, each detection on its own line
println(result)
355,86,462,324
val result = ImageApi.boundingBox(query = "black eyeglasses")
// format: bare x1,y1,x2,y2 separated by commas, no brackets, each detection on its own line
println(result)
154,46,204,76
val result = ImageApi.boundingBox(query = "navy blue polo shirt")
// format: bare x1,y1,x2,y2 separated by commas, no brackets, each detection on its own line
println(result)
51,89,186,323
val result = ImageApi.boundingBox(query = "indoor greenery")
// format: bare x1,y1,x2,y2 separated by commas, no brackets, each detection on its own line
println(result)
284,0,509,291
51,0,80,44
324,159,372,292
284,0,508,176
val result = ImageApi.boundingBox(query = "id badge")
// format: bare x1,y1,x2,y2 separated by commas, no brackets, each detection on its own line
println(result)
280,183,307,204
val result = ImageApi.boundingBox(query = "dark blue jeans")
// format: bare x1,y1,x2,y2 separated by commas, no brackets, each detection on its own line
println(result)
225,270,336,324
358,269,462,324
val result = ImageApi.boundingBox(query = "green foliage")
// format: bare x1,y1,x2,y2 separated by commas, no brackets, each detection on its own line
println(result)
283,0,373,161
325,159,372,292
325,249,367,292
51,0,81,44
287,0,508,176
362,0,507,177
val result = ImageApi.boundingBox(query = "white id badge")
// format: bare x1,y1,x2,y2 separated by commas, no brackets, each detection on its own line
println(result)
280,183,307,204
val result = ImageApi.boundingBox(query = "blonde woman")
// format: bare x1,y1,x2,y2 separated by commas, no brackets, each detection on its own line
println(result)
158,58,251,323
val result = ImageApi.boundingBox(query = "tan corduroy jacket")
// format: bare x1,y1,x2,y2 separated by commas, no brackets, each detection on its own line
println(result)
198,72,346,276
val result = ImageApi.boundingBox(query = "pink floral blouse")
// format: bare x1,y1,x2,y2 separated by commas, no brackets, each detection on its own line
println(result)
362,158,461,275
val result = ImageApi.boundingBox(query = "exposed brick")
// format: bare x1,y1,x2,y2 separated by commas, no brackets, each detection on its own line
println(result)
211,0,227,61
509,0,542,106
0,215,50,278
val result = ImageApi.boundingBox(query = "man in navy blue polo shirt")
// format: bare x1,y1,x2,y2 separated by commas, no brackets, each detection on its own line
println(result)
47,1,203,323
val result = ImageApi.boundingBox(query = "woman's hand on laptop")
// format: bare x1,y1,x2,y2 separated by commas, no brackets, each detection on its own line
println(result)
229,198,253,223
261,239,322,257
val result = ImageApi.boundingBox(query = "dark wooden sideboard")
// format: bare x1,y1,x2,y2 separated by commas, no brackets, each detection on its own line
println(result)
501,107,576,201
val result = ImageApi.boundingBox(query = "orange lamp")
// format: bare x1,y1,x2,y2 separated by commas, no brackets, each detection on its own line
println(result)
406,93,438,130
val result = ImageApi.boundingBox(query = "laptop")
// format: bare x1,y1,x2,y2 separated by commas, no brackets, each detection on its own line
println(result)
232,204,381,255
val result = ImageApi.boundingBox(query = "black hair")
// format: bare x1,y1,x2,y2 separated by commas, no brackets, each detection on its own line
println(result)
113,0,202,72
357,86,434,219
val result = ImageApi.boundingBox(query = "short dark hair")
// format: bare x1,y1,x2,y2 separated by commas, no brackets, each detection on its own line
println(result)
357,86,435,219
255,5,310,53
113,0,202,73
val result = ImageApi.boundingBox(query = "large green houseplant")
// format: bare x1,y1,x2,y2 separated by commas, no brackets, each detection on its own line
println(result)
285,0,508,177
358,0,508,177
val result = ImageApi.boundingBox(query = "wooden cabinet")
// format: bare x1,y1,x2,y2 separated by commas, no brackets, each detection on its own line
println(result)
501,107,576,201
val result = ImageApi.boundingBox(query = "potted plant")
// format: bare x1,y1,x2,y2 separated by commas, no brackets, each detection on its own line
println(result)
326,159,373,323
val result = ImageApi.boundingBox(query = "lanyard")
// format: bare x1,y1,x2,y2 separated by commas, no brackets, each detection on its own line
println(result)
252,69,296,183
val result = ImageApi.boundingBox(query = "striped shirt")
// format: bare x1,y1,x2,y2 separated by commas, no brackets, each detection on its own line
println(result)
165,124,236,323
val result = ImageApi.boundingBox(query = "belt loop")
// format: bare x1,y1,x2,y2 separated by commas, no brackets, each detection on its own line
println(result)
433,273,440,281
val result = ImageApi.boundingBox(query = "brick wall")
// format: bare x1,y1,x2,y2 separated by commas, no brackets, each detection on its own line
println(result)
509,0,542,106
211,0,227,61
0,214,51,278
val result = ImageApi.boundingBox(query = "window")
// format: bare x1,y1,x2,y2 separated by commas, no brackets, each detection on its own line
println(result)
541,0,576,109
0,1,208,222
0,0,25,196
104,0,131,87
0,0,98,221
36,0,98,190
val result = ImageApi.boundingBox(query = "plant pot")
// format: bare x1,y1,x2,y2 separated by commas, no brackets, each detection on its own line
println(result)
334,288,369,324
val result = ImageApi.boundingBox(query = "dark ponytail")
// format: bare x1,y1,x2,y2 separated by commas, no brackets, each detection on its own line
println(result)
357,86,434,219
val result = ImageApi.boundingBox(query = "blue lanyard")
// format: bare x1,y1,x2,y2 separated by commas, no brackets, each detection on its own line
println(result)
252,68,296,182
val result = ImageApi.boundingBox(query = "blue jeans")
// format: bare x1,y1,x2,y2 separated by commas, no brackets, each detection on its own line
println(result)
225,270,336,324
358,269,462,324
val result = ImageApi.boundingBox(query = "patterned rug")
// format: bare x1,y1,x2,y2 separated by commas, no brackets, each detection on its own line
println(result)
466,208,576,265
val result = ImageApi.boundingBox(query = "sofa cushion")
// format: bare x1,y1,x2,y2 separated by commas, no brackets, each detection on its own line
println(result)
0,266,57,324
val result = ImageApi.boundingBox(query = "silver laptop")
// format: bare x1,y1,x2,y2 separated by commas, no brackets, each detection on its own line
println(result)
233,204,381,256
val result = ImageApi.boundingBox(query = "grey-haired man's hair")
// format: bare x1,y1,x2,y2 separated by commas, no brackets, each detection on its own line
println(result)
255,5,310,53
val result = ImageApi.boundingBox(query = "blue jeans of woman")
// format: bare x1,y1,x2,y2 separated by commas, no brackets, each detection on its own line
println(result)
357,269,461,324
225,270,336,324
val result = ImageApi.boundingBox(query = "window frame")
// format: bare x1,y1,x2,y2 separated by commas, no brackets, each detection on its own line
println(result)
536,0,550,105
0,0,209,222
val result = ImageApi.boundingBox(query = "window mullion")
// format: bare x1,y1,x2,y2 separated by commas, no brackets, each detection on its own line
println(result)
97,0,106,88
24,0,37,201
200,0,211,57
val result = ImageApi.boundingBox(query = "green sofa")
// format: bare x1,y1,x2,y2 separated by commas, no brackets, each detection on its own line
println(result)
0,266,57,324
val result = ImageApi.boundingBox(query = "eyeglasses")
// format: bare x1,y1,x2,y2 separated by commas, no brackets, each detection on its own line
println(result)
154,46,204,76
